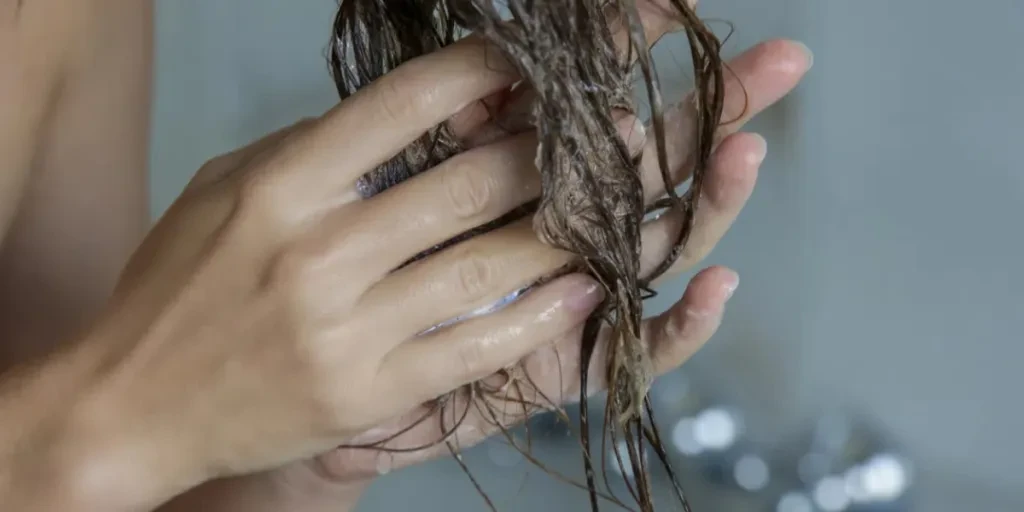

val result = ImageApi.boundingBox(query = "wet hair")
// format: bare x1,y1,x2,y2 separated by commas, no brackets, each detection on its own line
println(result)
328,1,730,510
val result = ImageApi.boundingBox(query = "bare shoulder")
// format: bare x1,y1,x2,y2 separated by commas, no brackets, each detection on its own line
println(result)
0,0,154,367
0,0,82,234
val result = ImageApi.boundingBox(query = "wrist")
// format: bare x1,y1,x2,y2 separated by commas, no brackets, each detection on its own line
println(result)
61,391,201,511
62,326,209,510
0,328,201,512
0,342,128,510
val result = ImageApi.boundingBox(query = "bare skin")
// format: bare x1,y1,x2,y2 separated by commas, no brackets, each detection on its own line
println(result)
0,0,150,367
155,41,810,512
0,1,811,511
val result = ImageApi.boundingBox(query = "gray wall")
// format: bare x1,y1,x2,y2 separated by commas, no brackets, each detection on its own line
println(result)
151,1,1023,509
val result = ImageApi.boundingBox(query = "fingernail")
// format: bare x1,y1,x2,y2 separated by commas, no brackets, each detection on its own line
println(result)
749,134,768,165
567,277,606,312
722,271,740,302
615,115,647,155
796,41,814,70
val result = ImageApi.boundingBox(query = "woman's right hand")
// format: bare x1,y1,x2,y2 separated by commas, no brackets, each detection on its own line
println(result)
59,36,607,510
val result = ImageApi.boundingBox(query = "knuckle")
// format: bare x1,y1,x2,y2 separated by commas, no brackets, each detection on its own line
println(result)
189,155,236,191
661,311,687,343
237,171,285,216
452,248,496,300
196,156,228,180
665,306,718,348
373,70,433,123
442,157,495,219
269,245,319,293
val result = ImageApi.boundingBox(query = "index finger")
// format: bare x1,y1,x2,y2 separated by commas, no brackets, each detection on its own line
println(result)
282,36,518,199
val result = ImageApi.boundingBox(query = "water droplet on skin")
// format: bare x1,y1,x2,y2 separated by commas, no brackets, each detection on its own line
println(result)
375,452,394,476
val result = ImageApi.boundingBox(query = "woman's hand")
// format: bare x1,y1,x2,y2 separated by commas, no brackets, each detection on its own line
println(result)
0,2,812,511
4,35,610,512
308,36,812,482
155,35,810,512
154,0,811,503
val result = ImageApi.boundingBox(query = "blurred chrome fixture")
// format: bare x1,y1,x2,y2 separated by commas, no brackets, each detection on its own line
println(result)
668,403,778,497
774,412,913,512
733,453,772,492
776,491,815,512
840,452,912,511
669,405,745,457
693,407,744,452
649,369,705,420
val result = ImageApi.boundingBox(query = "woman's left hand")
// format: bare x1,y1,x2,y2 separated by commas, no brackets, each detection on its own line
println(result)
159,33,810,512
191,42,808,512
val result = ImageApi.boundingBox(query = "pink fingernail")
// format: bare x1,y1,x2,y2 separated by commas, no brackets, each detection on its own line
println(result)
796,41,814,70
723,271,740,301
749,134,768,165
614,115,647,155
567,278,606,312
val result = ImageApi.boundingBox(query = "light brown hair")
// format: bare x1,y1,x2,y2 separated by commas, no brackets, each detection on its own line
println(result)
328,1,730,510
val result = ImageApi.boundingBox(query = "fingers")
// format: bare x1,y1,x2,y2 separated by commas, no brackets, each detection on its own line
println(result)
514,265,737,403
716,40,813,135
640,265,737,375
378,274,605,410
581,265,737,396
270,37,519,207
350,115,644,277
343,133,543,275
640,132,764,281
640,38,811,201
320,265,736,481
388,263,737,424
358,220,574,343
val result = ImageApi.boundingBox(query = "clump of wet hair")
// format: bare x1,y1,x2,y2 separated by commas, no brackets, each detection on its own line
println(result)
328,1,728,510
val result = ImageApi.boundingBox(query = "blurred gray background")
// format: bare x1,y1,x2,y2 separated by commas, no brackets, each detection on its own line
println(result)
151,1,1023,510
